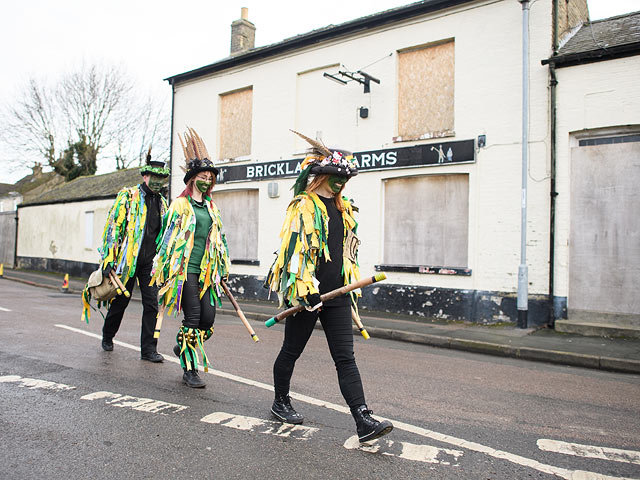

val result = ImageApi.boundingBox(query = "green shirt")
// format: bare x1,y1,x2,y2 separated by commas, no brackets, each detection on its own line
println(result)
187,198,213,274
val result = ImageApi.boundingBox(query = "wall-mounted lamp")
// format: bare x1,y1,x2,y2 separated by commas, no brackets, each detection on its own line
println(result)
477,135,486,148
359,107,369,119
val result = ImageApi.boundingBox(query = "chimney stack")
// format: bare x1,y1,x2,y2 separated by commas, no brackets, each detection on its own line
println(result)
230,7,255,56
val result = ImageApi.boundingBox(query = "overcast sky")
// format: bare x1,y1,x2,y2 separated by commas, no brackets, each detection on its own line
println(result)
2,0,638,183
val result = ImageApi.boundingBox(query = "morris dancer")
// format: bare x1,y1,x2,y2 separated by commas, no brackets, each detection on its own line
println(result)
150,128,230,388
97,148,169,362
265,131,393,443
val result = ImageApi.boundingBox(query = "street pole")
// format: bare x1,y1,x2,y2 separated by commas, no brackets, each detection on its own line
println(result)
517,0,530,328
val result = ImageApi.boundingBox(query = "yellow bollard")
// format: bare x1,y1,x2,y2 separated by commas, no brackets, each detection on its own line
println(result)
61,273,70,293
0,263,3,277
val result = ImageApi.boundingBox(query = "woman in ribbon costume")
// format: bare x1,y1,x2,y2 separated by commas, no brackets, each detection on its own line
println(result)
150,128,230,388
265,131,393,443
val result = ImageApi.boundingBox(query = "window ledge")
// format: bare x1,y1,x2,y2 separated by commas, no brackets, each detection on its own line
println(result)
392,130,455,143
375,264,471,276
231,259,260,266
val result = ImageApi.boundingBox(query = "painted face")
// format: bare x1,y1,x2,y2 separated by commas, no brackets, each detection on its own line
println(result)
195,173,213,194
327,175,347,194
148,174,168,193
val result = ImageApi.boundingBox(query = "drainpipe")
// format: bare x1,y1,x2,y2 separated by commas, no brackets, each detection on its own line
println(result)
14,207,19,269
517,0,530,328
168,81,175,201
548,0,559,328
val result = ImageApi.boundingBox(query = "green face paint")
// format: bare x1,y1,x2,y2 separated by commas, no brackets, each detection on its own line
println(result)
148,175,168,193
327,175,347,194
195,180,212,193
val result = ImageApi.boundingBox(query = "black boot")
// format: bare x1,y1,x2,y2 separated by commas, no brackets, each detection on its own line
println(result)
183,370,206,388
351,405,393,443
271,394,303,424
101,338,113,351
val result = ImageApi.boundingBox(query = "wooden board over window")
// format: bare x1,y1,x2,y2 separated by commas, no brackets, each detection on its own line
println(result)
383,174,468,267
211,189,258,262
397,40,454,140
219,87,253,160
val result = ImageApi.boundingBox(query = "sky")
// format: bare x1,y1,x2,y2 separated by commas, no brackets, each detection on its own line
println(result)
1,0,638,183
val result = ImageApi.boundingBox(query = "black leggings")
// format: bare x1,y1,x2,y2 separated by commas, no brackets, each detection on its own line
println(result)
273,304,366,409
180,273,216,330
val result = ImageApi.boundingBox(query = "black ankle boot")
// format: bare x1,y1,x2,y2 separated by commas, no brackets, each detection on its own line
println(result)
351,405,393,443
271,394,303,424
183,370,206,388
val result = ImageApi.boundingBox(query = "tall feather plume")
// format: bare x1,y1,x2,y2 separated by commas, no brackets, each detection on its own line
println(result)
290,129,332,157
146,146,152,164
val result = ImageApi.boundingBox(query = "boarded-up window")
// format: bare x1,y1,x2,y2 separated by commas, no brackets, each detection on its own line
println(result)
397,40,454,140
211,189,258,262
219,87,253,160
383,174,468,267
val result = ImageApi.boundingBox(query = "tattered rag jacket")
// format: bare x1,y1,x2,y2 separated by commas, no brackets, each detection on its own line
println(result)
150,196,230,316
99,185,168,280
266,191,361,308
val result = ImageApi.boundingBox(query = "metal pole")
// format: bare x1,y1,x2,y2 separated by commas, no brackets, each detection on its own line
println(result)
517,0,530,328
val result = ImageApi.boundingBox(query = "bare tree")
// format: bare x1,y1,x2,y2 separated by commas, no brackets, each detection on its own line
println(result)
1,62,170,181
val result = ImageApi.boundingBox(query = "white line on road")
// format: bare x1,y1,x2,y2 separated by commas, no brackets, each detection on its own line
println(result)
202,412,318,440
344,435,463,465
81,391,188,415
0,306,11,312
538,439,640,465
56,323,639,480
0,375,75,391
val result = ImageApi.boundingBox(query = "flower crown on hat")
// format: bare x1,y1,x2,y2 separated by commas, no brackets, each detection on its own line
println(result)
139,146,170,176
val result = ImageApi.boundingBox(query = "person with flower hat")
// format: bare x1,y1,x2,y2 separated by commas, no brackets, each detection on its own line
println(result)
150,128,230,388
265,131,393,443
94,148,169,362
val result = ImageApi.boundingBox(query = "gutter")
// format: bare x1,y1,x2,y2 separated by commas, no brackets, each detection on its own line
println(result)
542,41,640,68
18,194,118,208
168,83,175,201
165,0,475,85
13,209,19,269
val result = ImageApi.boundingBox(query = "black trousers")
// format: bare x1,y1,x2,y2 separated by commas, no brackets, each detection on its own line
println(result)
180,273,216,330
102,261,158,355
273,304,366,409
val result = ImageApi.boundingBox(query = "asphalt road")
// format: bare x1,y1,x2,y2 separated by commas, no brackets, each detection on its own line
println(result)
1,280,639,479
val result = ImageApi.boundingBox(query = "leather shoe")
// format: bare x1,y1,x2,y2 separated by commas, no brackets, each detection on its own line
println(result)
141,351,164,363
101,339,113,351
183,370,205,388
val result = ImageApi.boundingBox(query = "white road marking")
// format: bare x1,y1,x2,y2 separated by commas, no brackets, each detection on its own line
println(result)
344,435,463,465
0,306,11,312
81,391,188,415
0,375,75,391
56,323,639,480
538,439,640,465
202,412,318,440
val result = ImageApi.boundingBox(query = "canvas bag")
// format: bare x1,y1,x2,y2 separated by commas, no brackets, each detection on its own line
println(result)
86,268,117,302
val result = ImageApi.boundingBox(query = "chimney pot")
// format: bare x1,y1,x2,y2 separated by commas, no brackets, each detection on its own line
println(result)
230,8,256,55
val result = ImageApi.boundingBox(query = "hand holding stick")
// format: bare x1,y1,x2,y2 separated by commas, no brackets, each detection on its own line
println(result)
265,273,387,327
108,271,130,298
351,307,370,340
221,280,259,342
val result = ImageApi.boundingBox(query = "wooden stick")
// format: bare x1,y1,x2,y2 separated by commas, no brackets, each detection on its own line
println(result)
351,307,370,340
221,280,259,342
265,273,387,327
109,270,130,298
153,305,165,339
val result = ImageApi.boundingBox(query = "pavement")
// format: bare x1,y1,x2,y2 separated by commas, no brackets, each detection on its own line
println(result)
2,267,640,375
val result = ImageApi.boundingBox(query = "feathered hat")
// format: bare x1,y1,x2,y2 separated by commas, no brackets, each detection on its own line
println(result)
179,127,219,184
291,130,358,196
139,146,170,177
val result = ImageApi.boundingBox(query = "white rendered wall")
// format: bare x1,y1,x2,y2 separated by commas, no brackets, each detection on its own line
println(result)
170,0,554,295
18,199,113,265
554,55,640,298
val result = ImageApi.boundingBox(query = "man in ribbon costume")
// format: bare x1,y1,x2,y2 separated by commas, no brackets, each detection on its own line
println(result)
265,131,393,443
150,128,230,388
95,149,169,362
